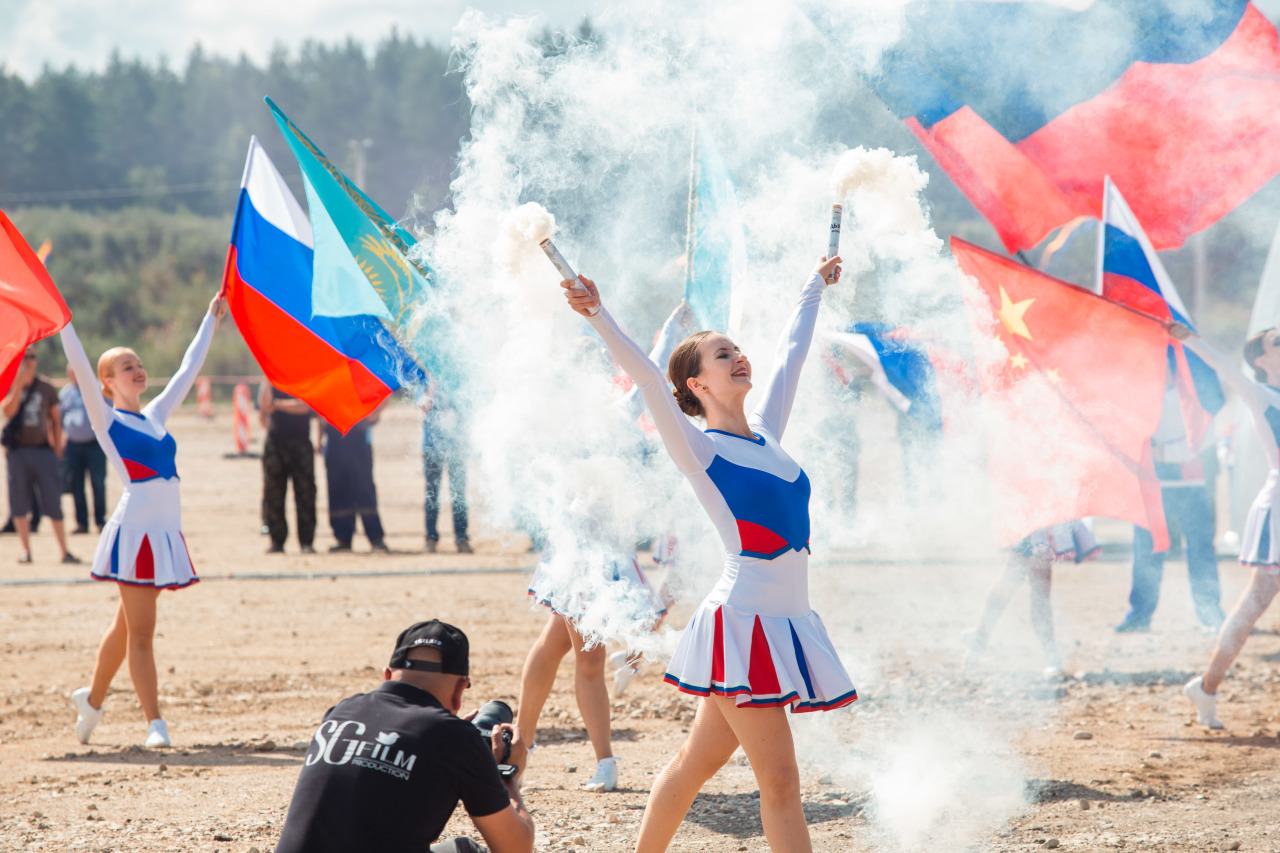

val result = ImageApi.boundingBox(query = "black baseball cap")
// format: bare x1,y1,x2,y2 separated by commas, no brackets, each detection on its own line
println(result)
389,620,469,676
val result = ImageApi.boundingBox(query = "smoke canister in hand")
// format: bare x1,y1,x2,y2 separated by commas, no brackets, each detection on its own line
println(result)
827,203,842,266
540,238,599,317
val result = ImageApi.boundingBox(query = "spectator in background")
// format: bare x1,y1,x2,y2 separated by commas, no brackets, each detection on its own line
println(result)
1116,367,1225,633
322,403,388,553
60,365,108,534
2,349,77,564
421,378,472,554
259,384,317,554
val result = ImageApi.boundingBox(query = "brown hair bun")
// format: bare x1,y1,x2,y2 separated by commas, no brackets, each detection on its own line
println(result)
668,331,713,418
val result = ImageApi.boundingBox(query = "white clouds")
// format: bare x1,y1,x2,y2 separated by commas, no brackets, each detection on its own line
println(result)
0,0,593,78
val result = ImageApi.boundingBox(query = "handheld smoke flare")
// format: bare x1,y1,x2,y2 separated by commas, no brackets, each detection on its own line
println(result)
539,238,599,317
828,203,842,264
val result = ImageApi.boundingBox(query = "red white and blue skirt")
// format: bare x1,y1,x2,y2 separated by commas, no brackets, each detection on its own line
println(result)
91,479,198,589
528,545,667,624
1240,471,1279,574
664,600,857,713
1014,520,1100,565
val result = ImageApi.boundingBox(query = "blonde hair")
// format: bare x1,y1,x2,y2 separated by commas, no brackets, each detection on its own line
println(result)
97,347,137,401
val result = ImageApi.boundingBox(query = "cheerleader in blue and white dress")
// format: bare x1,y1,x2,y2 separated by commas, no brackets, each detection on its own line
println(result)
1183,328,1280,729
562,256,854,853
517,301,689,794
60,294,225,748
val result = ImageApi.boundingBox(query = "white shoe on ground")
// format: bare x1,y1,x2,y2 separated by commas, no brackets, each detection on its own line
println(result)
583,757,618,793
72,687,101,745
610,650,640,698
1183,677,1224,729
145,718,171,748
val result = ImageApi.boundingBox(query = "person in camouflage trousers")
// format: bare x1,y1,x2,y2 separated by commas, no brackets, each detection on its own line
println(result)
259,384,317,553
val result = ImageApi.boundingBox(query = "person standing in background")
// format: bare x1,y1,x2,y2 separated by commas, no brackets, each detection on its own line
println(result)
1116,367,1225,633
2,349,77,564
421,378,472,554
60,365,108,534
322,402,388,553
259,384,317,554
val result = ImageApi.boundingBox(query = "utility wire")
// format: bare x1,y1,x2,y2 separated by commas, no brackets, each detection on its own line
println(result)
0,175,299,204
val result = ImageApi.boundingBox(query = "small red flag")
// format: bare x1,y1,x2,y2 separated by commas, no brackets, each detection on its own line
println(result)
0,212,71,397
952,237,1170,551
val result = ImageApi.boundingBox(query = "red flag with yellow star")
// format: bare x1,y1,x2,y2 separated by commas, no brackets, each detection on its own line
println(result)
952,237,1169,551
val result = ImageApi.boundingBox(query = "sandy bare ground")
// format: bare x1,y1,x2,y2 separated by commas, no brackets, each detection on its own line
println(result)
2,403,1280,852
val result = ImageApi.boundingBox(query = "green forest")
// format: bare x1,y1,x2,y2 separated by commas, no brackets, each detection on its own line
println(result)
2,23,1274,387
2,30,469,383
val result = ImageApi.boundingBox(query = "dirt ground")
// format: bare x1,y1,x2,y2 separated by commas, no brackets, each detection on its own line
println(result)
2,403,1279,853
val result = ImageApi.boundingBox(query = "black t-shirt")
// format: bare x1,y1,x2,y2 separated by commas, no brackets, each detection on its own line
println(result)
269,387,313,440
275,681,510,853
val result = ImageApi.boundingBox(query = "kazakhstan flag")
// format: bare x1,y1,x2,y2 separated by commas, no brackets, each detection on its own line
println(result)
266,96,428,326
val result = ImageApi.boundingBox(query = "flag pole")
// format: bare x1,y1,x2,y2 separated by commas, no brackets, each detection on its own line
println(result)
1094,175,1111,295
682,122,698,307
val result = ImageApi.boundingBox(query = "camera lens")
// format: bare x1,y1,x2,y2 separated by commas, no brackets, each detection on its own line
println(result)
472,700,514,737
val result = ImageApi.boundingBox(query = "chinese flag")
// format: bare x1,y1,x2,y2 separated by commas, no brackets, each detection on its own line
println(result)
0,212,71,397
952,237,1169,551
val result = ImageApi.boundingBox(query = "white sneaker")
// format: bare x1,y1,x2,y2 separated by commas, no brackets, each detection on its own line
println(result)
1184,677,1224,729
583,757,618,793
72,688,101,745
144,719,171,748
610,651,641,698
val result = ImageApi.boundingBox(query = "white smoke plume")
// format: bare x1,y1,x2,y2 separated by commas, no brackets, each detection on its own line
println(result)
404,0,1057,844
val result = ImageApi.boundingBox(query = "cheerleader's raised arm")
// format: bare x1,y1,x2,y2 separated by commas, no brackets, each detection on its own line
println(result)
579,293,714,475
144,311,218,424
60,322,129,484
750,271,827,439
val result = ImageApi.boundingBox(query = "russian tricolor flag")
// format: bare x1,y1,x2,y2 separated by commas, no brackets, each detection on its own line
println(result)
1098,177,1225,451
221,138,422,433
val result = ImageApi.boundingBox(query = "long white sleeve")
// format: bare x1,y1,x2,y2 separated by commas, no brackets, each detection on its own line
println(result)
144,312,216,424
751,272,827,438
1184,336,1280,461
59,323,129,483
620,304,687,421
588,305,714,474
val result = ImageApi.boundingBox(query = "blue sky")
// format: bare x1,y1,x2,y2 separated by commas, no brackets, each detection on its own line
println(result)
0,0,594,78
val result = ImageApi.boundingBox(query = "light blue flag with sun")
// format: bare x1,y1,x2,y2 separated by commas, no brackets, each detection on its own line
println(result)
265,96,465,395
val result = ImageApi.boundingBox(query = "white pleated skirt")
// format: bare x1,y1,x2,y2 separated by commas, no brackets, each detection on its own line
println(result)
90,479,197,589
1240,470,1279,573
663,599,857,713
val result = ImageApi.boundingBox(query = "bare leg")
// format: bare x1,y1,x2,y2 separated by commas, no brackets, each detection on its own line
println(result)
88,599,130,709
970,551,1029,649
565,619,613,761
1203,567,1280,694
710,695,811,853
119,584,163,721
635,696,740,853
515,614,573,748
51,519,70,558
14,515,31,556
1026,555,1059,667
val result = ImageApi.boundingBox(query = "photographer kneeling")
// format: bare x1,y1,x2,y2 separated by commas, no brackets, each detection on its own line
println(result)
276,620,534,853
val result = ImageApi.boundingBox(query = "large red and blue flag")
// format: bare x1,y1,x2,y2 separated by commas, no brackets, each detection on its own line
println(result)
1098,178,1225,452
953,237,1170,550
871,0,1280,253
220,137,423,433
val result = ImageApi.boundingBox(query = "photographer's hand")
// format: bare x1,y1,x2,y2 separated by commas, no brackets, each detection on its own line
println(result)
492,723,528,778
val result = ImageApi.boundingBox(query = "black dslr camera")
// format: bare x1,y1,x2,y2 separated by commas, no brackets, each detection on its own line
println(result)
473,700,518,779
